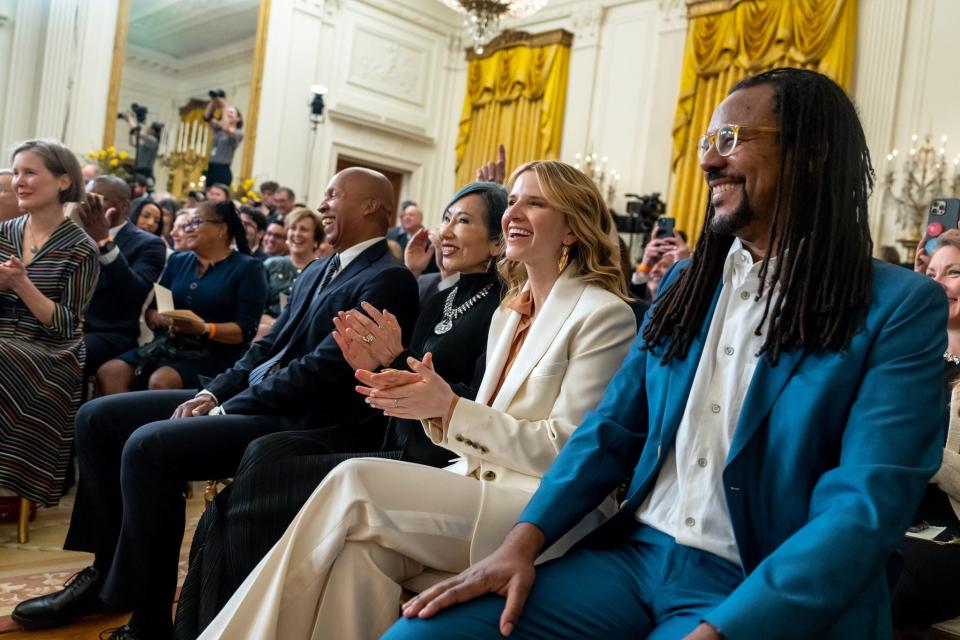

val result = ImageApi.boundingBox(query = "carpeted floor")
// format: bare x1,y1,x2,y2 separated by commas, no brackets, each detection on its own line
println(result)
0,484,206,635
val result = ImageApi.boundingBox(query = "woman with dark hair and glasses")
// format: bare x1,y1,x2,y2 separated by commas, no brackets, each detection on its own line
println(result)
0,139,99,508
96,200,266,394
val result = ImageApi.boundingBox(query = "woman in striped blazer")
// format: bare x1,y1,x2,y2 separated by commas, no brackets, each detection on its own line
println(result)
0,139,99,506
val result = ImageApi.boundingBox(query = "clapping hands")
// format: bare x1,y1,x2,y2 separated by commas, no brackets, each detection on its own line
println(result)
332,301,405,371
355,353,456,420
0,256,27,291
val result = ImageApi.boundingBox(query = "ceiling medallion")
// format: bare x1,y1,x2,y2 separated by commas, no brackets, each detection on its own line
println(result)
438,0,549,54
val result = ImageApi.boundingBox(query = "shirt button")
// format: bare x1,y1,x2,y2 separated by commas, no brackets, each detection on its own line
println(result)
697,457,707,468
724,346,734,356
185,296,193,304
685,517,696,527
189,282,198,290
710,403,721,413
739,290,751,300
482,470,497,481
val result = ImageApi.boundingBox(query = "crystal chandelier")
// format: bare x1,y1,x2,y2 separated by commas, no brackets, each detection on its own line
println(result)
438,0,549,54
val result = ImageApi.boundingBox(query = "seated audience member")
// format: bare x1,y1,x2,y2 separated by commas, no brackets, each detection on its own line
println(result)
261,219,288,257
258,180,278,217
157,198,181,248
388,199,425,250
0,140,98,507
203,97,243,187
78,176,165,376
174,181,508,637
382,68,946,640
631,232,690,300
11,168,419,640
195,160,636,639
257,207,321,338
81,163,100,184
891,230,960,630
170,210,192,252
186,190,205,208
128,198,164,238
239,205,267,260
127,174,149,203
877,244,901,264
205,183,231,204
270,186,295,221
95,200,266,395
0,169,23,221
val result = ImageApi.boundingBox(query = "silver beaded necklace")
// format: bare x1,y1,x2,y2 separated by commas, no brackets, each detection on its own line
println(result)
945,351,960,365
434,282,494,335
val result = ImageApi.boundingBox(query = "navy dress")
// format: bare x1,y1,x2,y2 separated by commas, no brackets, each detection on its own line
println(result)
119,250,266,388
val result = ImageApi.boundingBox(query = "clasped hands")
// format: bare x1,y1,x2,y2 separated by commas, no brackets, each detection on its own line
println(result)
0,256,27,292
332,301,456,421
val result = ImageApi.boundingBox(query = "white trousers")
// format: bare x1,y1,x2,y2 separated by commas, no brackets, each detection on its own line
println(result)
198,457,507,640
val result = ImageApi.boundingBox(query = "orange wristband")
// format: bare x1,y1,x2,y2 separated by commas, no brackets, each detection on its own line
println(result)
207,323,217,339
637,263,651,273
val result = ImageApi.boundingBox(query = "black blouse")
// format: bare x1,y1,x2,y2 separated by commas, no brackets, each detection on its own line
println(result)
382,271,502,466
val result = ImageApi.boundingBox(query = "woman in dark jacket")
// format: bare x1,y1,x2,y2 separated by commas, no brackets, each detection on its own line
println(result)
97,200,266,394
174,181,508,638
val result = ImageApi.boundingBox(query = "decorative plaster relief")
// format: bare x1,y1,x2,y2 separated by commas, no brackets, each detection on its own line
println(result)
347,26,428,106
571,5,603,47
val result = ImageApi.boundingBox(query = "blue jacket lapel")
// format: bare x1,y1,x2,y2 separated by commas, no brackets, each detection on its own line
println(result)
727,346,805,465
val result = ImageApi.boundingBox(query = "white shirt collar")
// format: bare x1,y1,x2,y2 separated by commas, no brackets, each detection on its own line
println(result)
336,236,384,273
724,237,778,290
109,221,128,237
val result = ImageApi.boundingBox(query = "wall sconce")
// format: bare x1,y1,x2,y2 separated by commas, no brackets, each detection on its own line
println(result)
310,84,328,129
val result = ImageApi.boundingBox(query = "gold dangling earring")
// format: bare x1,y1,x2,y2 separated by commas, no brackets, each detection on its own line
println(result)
557,244,570,273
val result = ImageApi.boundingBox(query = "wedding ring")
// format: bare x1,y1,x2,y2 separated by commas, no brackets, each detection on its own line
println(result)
362,333,375,343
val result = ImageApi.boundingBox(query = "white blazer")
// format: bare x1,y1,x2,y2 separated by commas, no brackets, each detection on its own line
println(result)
423,269,636,561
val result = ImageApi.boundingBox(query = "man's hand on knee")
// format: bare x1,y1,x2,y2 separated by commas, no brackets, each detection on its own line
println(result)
172,395,217,419
401,523,545,637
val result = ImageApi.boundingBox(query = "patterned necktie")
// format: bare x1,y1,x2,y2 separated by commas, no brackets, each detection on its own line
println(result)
247,254,341,387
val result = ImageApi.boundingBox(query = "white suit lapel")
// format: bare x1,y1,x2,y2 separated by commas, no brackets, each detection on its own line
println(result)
488,270,585,411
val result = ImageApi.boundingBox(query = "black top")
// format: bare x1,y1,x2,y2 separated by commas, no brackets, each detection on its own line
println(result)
383,270,502,467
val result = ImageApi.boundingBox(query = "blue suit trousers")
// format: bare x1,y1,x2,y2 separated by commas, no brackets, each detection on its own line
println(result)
384,526,742,640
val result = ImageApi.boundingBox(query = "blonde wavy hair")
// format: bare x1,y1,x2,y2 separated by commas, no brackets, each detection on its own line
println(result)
498,160,629,304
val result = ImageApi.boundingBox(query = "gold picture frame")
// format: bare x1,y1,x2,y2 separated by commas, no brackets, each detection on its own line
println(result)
101,0,272,183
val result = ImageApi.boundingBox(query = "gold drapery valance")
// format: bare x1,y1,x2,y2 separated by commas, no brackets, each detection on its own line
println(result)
668,0,857,243
454,30,572,188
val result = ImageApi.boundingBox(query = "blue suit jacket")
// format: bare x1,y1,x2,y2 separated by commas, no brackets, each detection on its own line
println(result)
84,222,165,336
519,259,947,639
206,239,419,435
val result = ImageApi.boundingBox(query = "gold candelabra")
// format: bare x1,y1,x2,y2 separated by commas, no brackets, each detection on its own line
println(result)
160,149,208,199
573,152,621,206
884,133,960,256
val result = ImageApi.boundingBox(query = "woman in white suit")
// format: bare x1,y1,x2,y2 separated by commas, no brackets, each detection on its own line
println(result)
198,160,637,640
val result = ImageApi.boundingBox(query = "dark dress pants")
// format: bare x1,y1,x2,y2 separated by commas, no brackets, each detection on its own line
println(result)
64,390,291,621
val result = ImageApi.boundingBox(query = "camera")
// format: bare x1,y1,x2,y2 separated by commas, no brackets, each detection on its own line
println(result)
616,192,666,235
208,89,226,99
117,103,148,124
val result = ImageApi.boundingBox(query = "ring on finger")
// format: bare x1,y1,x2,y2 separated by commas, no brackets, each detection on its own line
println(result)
362,333,375,343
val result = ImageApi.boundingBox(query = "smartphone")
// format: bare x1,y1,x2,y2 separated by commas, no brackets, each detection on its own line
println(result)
924,198,960,255
655,216,675,239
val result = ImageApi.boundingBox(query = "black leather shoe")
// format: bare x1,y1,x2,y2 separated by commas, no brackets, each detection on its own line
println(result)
11,565,109,629
100,625,140,640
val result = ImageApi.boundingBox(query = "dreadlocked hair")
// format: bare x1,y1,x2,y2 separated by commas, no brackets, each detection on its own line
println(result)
643,67,875,365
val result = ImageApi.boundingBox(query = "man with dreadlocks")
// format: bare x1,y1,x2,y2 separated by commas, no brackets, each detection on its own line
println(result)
387,68,947,640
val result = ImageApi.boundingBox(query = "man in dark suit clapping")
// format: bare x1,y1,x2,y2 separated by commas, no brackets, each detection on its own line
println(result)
77,176,165,377
13,168,420,640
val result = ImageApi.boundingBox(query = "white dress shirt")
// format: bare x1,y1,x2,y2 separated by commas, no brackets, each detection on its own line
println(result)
98,221,128,265
636,238,778,564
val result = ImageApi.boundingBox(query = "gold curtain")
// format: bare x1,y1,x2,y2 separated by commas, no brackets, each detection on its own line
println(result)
668,0,857,243
455,35,571,188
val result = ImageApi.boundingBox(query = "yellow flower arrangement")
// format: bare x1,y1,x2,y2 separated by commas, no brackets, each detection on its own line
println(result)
88,145,134,178
231,179,262,204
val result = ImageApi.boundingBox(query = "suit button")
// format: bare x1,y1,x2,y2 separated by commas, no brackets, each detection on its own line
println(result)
482,470,496,481
464,438,474,447
454,434,464,442
480,446,489,454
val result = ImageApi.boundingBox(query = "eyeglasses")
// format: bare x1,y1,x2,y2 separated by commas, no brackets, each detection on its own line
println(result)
697,124,780,160
182,217,222,232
